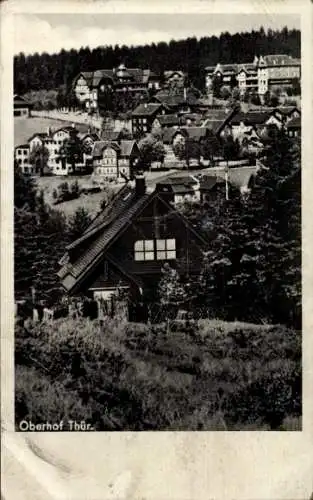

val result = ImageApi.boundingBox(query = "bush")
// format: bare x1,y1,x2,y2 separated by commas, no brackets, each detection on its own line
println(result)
53,181,81,204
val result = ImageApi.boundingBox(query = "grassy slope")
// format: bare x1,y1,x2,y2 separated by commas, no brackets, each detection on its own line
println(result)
34,175,111,218
15,318,301,431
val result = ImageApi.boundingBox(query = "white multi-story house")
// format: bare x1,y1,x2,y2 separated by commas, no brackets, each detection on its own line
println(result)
15,126,96,176
205,54,301,97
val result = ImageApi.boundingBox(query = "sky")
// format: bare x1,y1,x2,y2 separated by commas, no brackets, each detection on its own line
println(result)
14,13,300,56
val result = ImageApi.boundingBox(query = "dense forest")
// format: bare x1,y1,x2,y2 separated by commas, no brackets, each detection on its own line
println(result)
14,26,300,94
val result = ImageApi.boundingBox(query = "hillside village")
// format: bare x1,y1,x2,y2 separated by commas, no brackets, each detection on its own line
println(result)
13,25,302,431
14,50,301,321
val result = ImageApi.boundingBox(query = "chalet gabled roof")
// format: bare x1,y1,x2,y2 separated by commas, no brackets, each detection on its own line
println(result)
92,140,120,157
65,194,151,280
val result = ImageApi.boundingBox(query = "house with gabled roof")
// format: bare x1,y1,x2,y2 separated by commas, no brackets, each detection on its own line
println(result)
14,94,33,118
155,175,200,205
58,175,208,316
286,116,301,138
131,103,168,137
73,65,160,112
92,140,140,181
152,114,180,130
163,71,186,89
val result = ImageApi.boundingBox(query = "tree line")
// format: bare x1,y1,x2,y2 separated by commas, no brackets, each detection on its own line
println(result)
14,27,300,95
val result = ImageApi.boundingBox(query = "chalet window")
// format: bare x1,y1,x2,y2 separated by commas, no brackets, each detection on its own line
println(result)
134,240,154,261
156,239,176,260
134,239,176,261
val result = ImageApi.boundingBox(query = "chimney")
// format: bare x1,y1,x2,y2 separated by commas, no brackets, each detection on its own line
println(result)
135,173,146,197
144,102,148,109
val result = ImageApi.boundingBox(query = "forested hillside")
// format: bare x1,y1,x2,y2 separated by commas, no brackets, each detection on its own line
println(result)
14,27,300,94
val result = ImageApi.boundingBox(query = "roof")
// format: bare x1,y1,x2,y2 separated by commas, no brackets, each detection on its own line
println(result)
119,140,137,157
156,175,198,196
14,95,33,107
237,63,258,74
275,106,301,116
180,113,203,126
201,119,228,134
262,54,300,66
214,64,238,74
132,103,163,117
100,129,122,141
159,175,199,186
92,140,120,157
15,144,30,149
152,90,200,108
199,175,224,191
77,132,99,141
164,71,185,79
182,127,208,141
162,127,179,144
155,114,180,126
230,111,271,126
28,132,49,143
74,68,157,90
286,116,301,128
64,194,151,283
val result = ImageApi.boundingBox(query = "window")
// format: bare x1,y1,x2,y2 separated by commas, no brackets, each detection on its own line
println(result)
134,240,154,261
134,239,176,261
156,239,176,260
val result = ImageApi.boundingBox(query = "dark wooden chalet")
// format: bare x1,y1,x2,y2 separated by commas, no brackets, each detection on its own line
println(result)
14,94,33,117
58,176,208,314
131,103,168,137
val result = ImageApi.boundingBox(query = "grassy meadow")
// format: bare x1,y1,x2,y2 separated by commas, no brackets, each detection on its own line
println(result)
15,318,301,431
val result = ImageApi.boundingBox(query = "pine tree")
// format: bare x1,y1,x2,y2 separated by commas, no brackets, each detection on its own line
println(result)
59,127,83,175
67,207,91,241
29,144,50,176
159,264,187,305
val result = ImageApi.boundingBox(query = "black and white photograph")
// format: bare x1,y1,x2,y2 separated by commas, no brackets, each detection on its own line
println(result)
11,11,303,434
